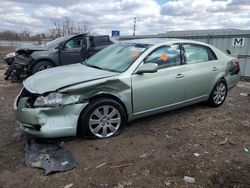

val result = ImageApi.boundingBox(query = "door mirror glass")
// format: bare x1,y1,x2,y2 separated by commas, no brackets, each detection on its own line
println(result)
135,63,158,74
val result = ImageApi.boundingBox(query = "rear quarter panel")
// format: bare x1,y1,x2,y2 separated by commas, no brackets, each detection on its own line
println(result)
210,45,240,90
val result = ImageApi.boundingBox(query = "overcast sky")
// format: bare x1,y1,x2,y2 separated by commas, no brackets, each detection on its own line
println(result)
0,0,249,36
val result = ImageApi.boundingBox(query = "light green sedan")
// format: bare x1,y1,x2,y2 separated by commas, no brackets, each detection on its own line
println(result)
15,39,240,139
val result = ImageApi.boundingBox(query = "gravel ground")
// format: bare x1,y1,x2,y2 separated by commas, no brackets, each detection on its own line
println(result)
0,70,249,188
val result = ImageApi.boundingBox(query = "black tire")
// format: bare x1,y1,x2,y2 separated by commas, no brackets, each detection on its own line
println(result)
208,79,227,107
31,61,54,75
79,98,127,139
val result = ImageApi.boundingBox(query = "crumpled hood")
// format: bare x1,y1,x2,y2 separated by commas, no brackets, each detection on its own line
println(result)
23,64,119,94
16,44,47,52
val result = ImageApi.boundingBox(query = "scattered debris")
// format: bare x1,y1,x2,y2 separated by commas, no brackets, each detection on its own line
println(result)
12,127,23,140
139,153,148,158
117,183,124,188
204,151,209,154
84,166,91,171
219,136,228,145
165,181,171,186
118,181,133,187
61,161,69,166
110,163,134,169
0,97,4,100
64,183,74,188
25,140,77,175
183,176,195,183
229,140,236,146
240,92,249,97
193,153,200,157
243,147,249,152
142,169,150,176
96,163,107,169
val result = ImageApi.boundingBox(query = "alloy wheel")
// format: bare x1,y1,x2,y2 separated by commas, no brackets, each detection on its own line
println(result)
38,64,51,71
213,82,226,105
89,105,121,138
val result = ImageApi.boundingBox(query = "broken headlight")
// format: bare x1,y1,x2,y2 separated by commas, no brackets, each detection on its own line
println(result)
33,92,64,107
5,52,16,59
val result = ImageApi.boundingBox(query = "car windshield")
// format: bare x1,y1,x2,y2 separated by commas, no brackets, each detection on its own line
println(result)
46,36,72,48
84,42,152,72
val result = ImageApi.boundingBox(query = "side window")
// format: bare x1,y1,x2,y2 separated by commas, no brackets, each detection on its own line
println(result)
92,36,111,47
183,44,209,64
206,47,217,60
65,36,82,49
144,45,181,69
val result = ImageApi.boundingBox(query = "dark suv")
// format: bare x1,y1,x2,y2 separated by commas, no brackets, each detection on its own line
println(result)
4,34,115,81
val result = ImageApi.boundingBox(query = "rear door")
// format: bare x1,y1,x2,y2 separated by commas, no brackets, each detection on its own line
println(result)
132,44,186,115
181,43,219,100
60,35,85,65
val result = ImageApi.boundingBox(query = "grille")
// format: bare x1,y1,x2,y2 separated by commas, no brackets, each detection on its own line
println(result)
17,88,38,108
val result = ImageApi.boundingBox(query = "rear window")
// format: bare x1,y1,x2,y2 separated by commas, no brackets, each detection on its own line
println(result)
92,36,112,47
183,44,209,64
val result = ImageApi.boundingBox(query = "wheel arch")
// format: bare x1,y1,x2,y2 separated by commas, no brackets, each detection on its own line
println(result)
209,72,228,95
33,58,56,66
28,58,56,75
76,93,128,136
209,74,228,99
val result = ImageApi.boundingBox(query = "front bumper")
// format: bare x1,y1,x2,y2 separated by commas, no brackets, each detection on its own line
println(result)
15,97,88,138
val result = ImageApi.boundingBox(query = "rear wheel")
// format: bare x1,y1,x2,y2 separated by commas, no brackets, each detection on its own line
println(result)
32,61,54,74
208,79,227,107
79,98,127,139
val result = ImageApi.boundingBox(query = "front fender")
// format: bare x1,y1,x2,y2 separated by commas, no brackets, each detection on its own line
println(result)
30,51,59,66
59,78,133,115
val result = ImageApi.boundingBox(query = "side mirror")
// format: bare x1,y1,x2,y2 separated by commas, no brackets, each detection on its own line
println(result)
58,43,65,50
226,50,231,55
135,63,158,74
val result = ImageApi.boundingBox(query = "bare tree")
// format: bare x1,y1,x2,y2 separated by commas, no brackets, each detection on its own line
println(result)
77,21,91,34
50,17,92,38
52,17,62,37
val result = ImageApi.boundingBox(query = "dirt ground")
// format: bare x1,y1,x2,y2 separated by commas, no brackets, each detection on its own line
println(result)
0,69,249,188
0,47,14,69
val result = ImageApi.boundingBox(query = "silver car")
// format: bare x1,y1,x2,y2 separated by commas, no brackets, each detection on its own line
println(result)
15,39,240,139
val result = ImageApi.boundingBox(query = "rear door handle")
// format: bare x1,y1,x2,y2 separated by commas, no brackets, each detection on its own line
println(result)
176,74,184,78
212,67,219,71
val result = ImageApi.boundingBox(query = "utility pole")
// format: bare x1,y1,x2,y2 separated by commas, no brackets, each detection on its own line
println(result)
133,17,136,36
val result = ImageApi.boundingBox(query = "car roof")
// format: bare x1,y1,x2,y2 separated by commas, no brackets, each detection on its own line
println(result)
121,38,208,46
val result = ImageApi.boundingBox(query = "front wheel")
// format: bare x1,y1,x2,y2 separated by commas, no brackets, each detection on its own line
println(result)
31,61,54,75
79,98,127,139
208,79,227,107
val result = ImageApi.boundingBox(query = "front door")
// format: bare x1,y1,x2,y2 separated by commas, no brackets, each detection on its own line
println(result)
132,44,185,115
60,35,85,65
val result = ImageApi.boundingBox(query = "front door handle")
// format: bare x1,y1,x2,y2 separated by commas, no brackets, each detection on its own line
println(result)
176,74,184,78
212,67,219,71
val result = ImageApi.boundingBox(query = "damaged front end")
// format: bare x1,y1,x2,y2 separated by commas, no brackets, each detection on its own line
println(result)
15,88,88,138
4,50,33,82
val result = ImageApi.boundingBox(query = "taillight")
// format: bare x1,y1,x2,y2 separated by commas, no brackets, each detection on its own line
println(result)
234,60,240,69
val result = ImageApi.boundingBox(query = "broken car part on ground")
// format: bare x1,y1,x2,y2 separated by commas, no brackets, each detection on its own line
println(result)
25,140,77,175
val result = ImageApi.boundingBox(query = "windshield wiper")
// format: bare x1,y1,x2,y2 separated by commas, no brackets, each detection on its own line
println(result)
84,63,104,70
83,62,120,73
